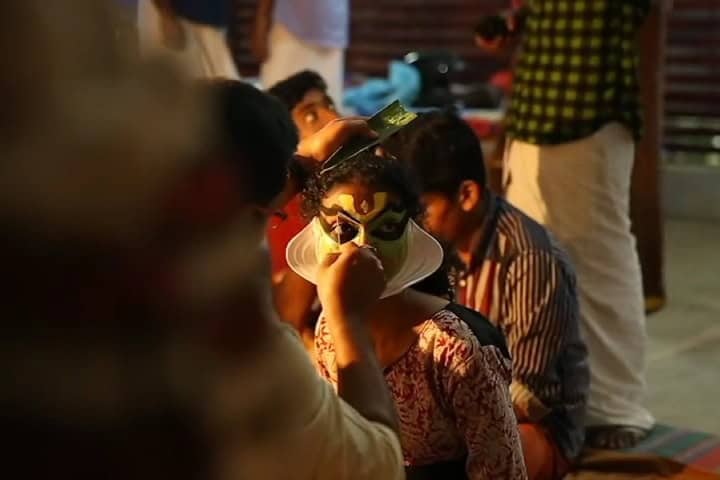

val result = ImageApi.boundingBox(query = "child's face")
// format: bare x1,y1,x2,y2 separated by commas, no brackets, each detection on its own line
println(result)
315,182,410,280
291,89,340,140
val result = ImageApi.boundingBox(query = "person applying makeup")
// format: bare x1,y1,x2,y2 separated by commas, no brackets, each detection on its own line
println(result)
286,152,527,480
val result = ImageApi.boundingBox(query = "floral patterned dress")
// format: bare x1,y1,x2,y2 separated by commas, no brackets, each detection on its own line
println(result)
315,308,528,479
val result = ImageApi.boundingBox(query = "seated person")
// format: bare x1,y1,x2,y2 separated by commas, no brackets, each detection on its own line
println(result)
382,110,589,480
268,70,340,141
286,152,527,479
266,70,339,348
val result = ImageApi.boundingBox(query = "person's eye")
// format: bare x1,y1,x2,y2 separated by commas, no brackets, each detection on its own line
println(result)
331,221,358,243
303,110,319,124
377,223,399,233
372,222,404,239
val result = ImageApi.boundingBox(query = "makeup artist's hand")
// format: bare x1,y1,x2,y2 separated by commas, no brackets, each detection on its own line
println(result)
295,118,377,166
316,243,399,435
316,243,385,323
274,119,378,212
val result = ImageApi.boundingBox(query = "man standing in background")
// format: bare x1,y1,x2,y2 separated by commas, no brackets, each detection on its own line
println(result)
503,0,655,449
138,0,239,78
252,0,349,105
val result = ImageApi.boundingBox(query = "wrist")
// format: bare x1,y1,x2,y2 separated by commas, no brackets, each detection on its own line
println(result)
323,309,375,366
323,306,365,334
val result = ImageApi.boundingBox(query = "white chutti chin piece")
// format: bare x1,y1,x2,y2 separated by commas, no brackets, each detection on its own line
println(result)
286,218,444,299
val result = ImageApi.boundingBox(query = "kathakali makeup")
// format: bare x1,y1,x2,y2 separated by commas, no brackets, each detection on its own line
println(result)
314,190,411,280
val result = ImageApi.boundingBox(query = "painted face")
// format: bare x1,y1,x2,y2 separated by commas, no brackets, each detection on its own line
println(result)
315,185,410,280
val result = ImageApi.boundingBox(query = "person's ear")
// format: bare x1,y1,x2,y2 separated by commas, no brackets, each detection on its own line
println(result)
457,180,483,213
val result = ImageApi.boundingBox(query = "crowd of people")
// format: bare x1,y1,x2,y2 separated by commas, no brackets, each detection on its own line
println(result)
3,1,662,479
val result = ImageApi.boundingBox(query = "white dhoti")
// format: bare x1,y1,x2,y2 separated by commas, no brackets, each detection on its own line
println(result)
260,22,344,107
137,0,238,80
505,123,655,430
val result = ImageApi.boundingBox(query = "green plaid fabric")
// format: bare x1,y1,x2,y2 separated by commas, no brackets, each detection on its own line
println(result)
506,0,650,144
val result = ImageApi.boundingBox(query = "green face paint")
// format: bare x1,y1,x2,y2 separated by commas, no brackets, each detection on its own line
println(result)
314,192,410,279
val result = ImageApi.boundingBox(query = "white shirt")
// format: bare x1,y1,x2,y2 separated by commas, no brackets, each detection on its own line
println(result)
206,322,405,480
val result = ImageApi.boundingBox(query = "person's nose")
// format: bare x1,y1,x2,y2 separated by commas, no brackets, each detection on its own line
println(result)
355,226,370,246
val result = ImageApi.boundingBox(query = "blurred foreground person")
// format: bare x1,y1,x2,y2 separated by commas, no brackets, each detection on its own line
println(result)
266,70,340,348
1,2,403,479
198,81,404,479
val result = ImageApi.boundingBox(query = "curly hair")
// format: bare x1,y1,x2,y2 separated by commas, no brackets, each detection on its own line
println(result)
302,151,454,299
302,151,421,220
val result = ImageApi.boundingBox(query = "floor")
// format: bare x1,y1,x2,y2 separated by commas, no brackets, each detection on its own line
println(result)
644,219,720,434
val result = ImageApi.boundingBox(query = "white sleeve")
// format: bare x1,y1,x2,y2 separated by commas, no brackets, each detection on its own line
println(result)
204,323,405,480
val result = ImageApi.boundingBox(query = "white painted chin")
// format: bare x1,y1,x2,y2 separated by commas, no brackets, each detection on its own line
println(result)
286,218,444,299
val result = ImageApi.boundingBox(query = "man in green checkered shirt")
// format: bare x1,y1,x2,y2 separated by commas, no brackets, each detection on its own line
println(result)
502,0,656,452
506,0,648,143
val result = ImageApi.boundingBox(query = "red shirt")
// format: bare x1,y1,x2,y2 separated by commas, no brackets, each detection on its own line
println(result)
267,195,308,275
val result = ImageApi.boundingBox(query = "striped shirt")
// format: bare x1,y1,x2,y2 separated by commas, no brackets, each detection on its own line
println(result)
457,193,589,459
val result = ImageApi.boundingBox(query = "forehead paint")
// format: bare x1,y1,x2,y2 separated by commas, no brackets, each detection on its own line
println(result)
313,216,411,281
321,192,406,224
316,193,411,279
336,192,388,223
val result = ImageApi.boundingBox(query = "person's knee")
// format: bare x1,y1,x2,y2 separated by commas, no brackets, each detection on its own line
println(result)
519,423,569,480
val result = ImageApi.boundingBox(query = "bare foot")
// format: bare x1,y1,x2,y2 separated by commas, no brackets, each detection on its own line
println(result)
586,425,650,449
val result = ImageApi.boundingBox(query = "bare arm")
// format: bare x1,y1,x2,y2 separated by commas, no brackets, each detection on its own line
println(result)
269,118,378,212
316,244,399,433
273,269,318,348
212,321,404,480
328,313,398,431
